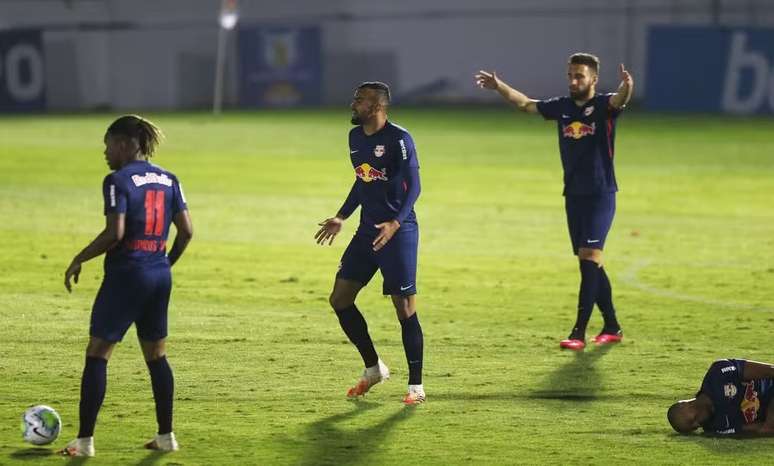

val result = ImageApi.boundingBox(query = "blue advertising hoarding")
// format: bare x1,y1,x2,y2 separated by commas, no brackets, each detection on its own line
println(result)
0,29,46,112
238,25,322,107
646,26,774,114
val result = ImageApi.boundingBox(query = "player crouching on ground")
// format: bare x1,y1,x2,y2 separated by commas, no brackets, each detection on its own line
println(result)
668,359,774,436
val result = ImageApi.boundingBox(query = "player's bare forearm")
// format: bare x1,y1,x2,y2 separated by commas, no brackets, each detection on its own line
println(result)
167,234,191,267
496,82,539,114
72,229,121,264
742,360,774,380
610,65,634,109
168,210,193,267
610,82,632,109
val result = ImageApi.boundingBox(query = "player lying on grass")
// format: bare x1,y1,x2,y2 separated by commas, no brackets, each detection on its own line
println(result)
668,359,774,436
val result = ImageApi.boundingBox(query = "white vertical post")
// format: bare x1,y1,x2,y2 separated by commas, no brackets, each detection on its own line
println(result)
213,0,238,115
213,25,227,115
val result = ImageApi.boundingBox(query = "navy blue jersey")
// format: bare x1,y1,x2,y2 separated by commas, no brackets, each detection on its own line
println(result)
346,121,419,235
697,359,774,435
536,93,621,196
102,160,187,269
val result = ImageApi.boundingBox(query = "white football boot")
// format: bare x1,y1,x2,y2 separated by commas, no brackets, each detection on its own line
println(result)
60,437,95,457
347,359,390,398
403,384,426,405
144,432,179,451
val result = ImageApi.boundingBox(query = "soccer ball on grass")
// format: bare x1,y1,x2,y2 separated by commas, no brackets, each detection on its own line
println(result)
21,405,61,445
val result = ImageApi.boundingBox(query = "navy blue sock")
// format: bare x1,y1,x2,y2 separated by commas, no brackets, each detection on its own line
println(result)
597,267,620,332
400,313,424,385
335,304,378,368
78,356,107,438
146,356,174,435
570,260,601,340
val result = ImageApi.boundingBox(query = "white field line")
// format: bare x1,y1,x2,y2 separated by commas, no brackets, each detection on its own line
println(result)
619,259,774,313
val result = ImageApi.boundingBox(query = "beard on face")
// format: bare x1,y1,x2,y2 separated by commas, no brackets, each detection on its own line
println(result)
569,86,593,101
351,112,362,125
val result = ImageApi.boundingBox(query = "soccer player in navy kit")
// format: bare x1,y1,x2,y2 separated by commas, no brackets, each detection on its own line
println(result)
668,359,774,436
315,82,425,404
61,115,193,456
476,53,633,351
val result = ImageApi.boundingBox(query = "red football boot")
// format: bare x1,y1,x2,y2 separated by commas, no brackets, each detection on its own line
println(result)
559,339,586,351
593,330,623,345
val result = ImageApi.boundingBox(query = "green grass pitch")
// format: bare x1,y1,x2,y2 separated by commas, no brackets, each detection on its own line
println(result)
0,108,772,465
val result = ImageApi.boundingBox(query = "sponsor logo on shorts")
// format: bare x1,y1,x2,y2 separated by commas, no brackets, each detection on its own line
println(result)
132,172,173,187
586,239,600,244
355,163,388,182
400,284,413,291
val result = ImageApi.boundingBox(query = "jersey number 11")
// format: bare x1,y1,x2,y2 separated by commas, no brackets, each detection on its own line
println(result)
144,190,165,236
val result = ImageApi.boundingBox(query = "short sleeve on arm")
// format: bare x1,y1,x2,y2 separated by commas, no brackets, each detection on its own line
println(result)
536,97,563,121
172,177,188,215
102,174,127,215
398,132,419,169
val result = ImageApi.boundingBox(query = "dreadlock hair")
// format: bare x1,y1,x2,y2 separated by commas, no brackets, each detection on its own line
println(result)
106,115,164,157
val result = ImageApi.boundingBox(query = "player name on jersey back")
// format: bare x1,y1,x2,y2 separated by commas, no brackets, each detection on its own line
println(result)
131,172,173,187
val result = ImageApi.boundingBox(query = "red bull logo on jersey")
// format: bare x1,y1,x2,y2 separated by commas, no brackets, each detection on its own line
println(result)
354,163,388,182
562,121,596,140
740,382,761,423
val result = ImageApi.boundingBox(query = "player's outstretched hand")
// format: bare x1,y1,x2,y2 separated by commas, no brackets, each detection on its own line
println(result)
475,70,500,90
64,260,81,293
373,220,400,251
315,216,343,246
619,63,633,87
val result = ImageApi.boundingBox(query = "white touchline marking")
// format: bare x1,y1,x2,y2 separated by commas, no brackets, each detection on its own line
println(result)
620,259,774,312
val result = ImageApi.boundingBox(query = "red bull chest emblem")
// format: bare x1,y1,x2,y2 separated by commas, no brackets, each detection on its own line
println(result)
740,382,760,423
374,145,385,157
562,121,596,139
355,163,388,182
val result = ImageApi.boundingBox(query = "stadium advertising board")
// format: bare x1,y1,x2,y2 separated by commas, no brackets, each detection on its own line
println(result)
646,26,774,115
238,25,322,107
0,29,46,112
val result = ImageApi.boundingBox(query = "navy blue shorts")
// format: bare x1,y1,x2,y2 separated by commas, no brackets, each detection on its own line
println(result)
90,265,172,342
337,224,418,296
565,193,616,254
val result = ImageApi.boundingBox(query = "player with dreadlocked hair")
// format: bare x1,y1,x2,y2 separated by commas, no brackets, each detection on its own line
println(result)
61,115,193,456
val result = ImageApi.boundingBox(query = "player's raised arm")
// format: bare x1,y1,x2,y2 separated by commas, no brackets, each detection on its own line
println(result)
609,64,634,110
475,70,539,114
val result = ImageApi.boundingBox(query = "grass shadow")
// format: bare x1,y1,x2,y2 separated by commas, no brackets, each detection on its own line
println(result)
8,447,56,461
528,344,614,402
292,401,416,466
136,450,172,466
669,431,774,453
